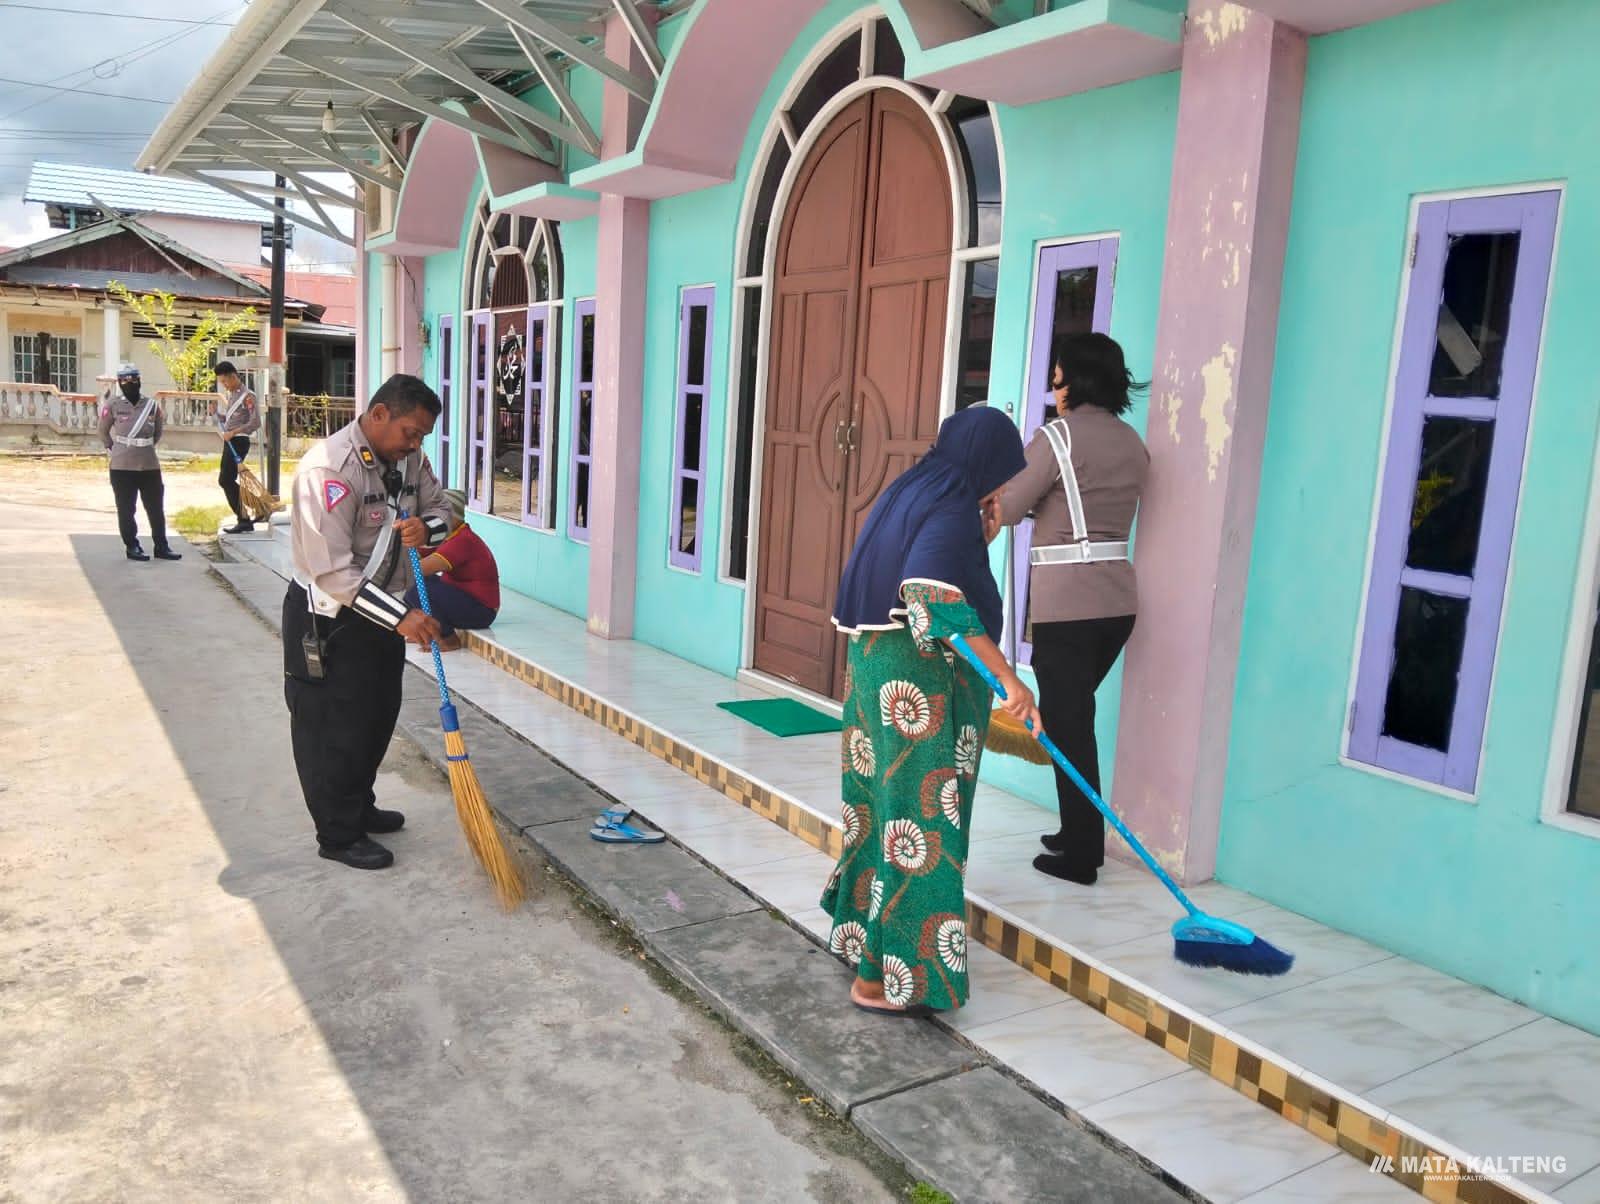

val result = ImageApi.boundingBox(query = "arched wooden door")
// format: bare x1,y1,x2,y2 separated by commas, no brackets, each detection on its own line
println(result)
753,89,953,698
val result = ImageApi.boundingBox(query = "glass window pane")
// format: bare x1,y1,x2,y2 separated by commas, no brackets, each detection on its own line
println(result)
727,288,762,581
440,325,453,382
956,258,998,409
1567,604,1600,819
745,141,792,277
1407,416,1495,577
492,212,511,249
1430,231,1520,399
678,476,698,558
1053,266,1100,341
491,313,526,515
683,393,703,471
575,461,590,530
687,304,708,387
952,102,1002,247
529,318,545,384
1382,588,1470,752
531,238,551,302
786,33,859,136
580,311,595,383
872,17,904,80
578,387,592,455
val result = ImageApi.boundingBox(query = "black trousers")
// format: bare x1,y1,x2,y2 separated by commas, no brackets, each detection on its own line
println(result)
404,578,497,638
282,583,406,848
219,436,250,519
1030,615,1136,872
109,468,167,551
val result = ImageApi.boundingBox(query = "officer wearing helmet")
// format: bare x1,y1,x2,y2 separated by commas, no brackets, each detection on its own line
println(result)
97,362,181,562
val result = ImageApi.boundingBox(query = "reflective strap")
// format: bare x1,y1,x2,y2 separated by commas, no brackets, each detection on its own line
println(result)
1030,541,1130,566
112,435,155,447
1040,419,1088,542
128,396,159,441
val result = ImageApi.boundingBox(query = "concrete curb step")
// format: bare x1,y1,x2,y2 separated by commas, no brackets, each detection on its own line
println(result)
207,558,1192,1204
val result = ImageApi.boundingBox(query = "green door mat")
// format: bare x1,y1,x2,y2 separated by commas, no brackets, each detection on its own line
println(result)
716,698,843,737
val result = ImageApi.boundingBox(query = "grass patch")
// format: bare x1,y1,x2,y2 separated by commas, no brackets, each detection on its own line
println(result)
909,1185,953,1204
173,504,232,537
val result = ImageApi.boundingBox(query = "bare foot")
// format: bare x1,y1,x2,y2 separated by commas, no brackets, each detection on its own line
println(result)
850,978,903,1012
438,635,462,652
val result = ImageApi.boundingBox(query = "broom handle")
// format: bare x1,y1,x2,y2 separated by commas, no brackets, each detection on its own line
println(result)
400,511,453,714
948,634,1200,919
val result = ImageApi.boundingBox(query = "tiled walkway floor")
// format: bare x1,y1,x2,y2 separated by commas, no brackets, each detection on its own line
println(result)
223,526,1598,1204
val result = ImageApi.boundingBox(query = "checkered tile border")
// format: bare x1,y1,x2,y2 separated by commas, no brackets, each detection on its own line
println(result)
460,631,1538,1204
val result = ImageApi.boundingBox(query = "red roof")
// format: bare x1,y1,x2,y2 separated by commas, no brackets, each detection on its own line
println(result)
236,266,357,328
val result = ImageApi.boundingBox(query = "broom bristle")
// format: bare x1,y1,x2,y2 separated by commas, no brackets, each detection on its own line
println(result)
985,709,1052,765
444,729,527,909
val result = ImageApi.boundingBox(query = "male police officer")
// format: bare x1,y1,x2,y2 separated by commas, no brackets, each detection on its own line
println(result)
283,374,451,870
98,362,181,561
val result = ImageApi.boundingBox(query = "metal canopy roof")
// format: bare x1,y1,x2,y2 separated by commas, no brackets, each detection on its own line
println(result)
138,0,677,248
25,161,267,226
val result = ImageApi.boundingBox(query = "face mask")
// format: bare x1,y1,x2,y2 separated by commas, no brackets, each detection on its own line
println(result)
119,380,140,402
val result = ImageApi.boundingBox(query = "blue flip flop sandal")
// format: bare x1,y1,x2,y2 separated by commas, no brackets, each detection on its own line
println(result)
598,803,632,824
589,816,666,844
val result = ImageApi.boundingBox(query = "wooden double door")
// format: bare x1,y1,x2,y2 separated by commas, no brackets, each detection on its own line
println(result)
753,89,953,699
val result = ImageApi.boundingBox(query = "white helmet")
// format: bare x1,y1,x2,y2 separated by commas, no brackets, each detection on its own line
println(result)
115,362,140,380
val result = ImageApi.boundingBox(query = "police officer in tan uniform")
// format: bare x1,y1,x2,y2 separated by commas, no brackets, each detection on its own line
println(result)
98,362,181,561
284,373,451,870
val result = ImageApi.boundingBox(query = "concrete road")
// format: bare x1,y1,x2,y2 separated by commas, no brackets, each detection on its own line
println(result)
0,475,901,1203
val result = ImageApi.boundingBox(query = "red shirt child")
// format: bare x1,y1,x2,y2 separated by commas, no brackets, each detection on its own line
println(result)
433,523,500,612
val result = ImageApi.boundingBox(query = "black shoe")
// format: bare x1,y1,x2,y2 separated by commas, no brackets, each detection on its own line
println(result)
363,807,406,835
153,546,182,561
318,837,395,870
1040,831,1066,853
1033,853,1097,886
126,544,149,562
223,520,255,534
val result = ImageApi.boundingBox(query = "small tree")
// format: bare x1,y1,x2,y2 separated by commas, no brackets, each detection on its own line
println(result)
107,281,258,393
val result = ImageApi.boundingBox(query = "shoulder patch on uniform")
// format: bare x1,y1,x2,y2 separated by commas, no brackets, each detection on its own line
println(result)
324,480,351,511
358,445,376,468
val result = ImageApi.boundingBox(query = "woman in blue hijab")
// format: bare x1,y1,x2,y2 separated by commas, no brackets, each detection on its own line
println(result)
823,404,1042,1016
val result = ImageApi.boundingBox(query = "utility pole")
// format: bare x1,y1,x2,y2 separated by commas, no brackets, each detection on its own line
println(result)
267,173,287,497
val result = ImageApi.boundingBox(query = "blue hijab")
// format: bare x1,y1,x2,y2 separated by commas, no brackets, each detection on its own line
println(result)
833,404,1026,642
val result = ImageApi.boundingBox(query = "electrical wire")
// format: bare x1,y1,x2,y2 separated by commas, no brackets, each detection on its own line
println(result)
0,1,243,121
0,3,228,21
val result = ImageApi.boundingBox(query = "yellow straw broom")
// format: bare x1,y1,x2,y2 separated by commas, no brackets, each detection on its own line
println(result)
406,543,527,908
986,707,1052,765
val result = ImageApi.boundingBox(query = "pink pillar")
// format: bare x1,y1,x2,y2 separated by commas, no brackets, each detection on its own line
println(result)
354,209,368,410
586,11,655,640
1111,3,1306,883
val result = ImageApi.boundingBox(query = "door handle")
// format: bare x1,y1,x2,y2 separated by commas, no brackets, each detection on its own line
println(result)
844,422,859,453
834,417,849,455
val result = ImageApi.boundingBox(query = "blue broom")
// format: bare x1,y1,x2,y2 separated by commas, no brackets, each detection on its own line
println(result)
949,635,1293,977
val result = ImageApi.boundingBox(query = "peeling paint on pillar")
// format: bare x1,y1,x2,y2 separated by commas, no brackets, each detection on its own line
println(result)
1110,1,1307,883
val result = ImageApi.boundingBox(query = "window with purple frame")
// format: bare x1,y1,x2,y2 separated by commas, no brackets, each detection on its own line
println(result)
1010,237,1118,666
466,314,492,512
670,287,714,571
1349,189,1559,792
437,314,453,488
520,304,558,528
568,298,596,543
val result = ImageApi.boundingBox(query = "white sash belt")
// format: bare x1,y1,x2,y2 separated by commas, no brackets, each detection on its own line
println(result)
1031,541,1129,566
113,435,155,447
1032,418,1128,567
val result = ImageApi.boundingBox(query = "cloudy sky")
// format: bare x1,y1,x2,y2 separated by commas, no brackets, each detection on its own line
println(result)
0,0,352,260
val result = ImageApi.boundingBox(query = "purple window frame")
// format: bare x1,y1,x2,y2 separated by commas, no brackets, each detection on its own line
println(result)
568,298,596,543
1350,189,1559,791
669,287,715,572
436,314,454,488
466,313,492,513
520,303,557,528
1010,237,1119,665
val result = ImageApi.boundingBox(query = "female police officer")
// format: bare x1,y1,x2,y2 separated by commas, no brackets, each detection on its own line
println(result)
283,374,451,870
